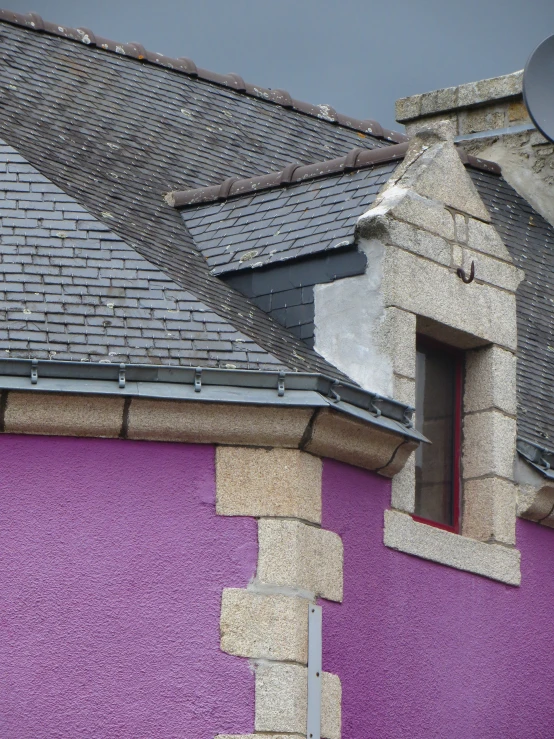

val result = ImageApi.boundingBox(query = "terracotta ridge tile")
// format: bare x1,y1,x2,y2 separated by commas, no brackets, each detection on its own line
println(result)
166,143,501,209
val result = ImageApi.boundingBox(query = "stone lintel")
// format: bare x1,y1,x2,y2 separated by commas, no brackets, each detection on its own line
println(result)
382,246,518,351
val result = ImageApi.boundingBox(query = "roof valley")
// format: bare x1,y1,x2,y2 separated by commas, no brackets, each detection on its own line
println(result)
0,17,407,377
0,133,349,375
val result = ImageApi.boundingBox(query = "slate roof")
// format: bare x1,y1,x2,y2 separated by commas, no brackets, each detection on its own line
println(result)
0,14,404,377
182,162,398,275
470,169,554,450
2,10,553,450
175,144,495,276
173,142,554,451
0,9,408,145
0,140,285,368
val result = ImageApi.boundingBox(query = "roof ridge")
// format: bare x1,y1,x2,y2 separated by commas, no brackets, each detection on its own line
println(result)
0,8,408,144
166,143,501,210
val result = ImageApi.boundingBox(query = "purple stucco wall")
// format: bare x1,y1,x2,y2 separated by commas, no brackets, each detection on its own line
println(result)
0,435,257,739
322,459,554,739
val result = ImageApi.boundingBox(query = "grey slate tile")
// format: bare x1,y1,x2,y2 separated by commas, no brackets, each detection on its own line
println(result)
0,19,389,377
183,164,397,275
472,169,554,452
0,140,291,370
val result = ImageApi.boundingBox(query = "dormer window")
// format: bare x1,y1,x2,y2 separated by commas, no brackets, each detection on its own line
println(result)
413,338,463,532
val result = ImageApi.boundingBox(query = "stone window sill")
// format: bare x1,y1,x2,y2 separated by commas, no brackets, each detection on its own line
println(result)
384,510,521,585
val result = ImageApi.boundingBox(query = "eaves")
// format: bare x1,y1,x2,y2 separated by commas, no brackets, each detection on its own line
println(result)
0,357,426,445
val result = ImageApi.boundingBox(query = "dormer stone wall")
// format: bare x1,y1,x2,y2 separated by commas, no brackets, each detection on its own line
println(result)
314,129,524,584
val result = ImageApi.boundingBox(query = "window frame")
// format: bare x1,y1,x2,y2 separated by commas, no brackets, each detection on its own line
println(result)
412,336,464,534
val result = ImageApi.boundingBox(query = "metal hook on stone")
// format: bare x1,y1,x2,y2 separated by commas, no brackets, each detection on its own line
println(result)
456,260,475,284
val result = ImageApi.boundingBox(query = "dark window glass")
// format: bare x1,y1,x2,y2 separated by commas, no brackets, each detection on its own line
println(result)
414,340,462,529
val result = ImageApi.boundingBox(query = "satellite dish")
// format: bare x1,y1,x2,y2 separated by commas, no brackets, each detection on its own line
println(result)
523,34,554,144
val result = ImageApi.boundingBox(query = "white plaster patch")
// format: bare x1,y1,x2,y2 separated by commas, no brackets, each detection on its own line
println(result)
360,183,410,219
314,237,392,396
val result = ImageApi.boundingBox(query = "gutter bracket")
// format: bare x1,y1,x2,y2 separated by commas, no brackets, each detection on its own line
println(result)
369,394,382,418
119,364,125,388
31,359,38,385
118,364,126,389
328,380,341,403
194,367,202,393
277,371,285,397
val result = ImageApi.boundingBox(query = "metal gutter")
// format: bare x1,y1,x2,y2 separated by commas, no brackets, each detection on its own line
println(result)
0,358,427,444
517,437,554,480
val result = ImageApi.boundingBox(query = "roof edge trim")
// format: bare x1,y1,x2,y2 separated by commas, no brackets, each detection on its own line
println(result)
168,143,501,209
0,358,426,444
0,8,408,144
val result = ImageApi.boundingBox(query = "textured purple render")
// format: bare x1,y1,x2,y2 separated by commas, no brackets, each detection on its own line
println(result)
322,459,554,739
0,435,257,739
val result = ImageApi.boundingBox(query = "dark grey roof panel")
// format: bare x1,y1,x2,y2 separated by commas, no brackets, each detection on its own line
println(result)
183,163,397,274
470,169,554,449
0,140,285,370
0,21,385,378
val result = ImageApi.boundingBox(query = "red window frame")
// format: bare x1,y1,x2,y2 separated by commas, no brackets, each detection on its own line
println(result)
411,336,463,534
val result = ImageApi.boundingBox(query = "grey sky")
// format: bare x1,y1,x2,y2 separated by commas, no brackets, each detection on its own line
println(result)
7,0,554,131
